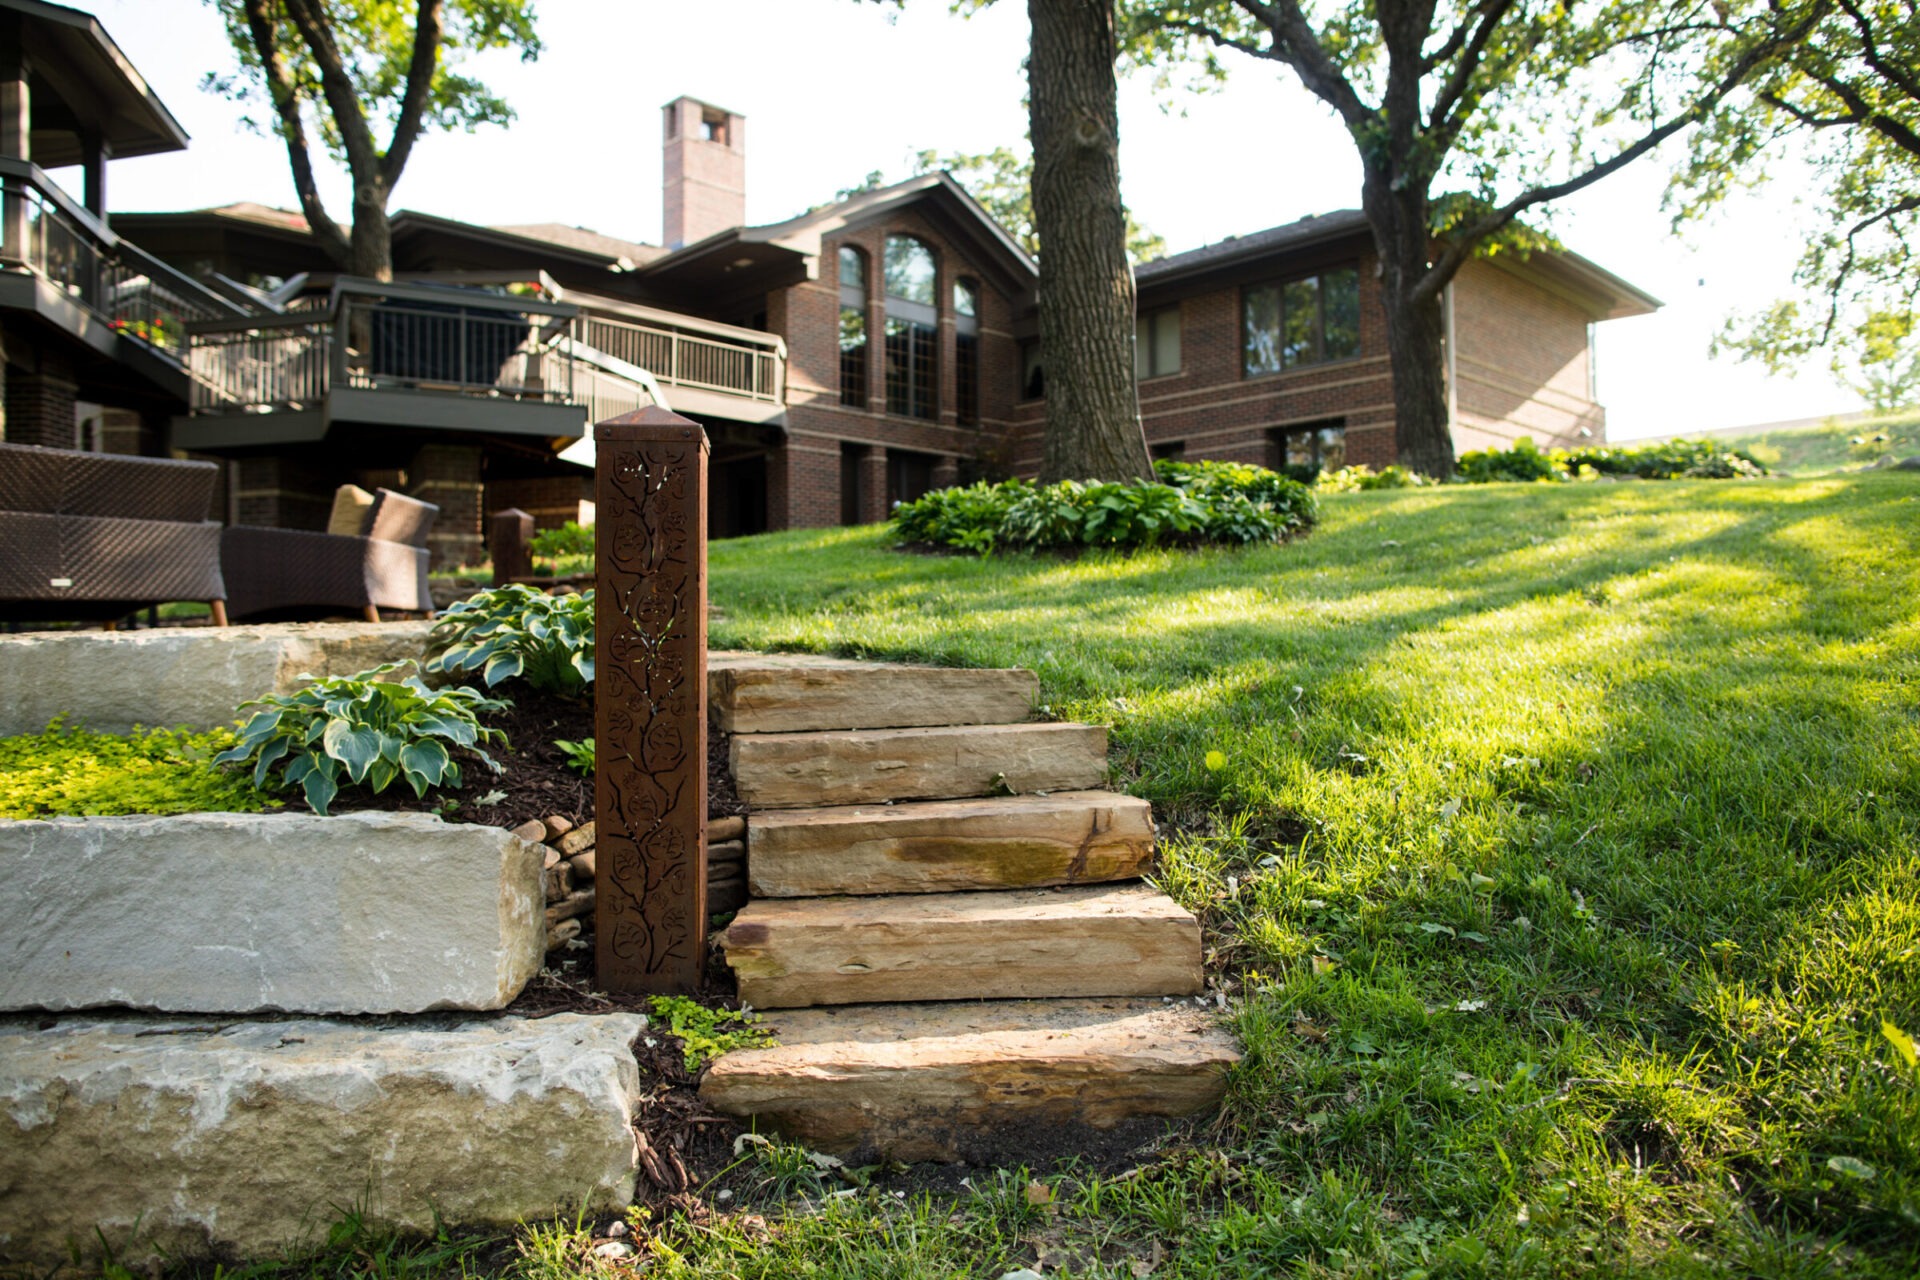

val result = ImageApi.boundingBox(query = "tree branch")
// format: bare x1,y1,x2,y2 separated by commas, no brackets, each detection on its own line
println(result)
240,0,349,267
1232,0,1377,129
1836,0,1920,106
381,0,445,185
280,0,380,183
1820,194,1920,339
1426,0,1523,138
1807,66,1920,160
1415,8,1820,303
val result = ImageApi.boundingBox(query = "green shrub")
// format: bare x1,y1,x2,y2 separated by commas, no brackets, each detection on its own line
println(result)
1315,463,1429,492
1456,437,1566,483
554,737,595,776
1456,437,1771,484
891,461,1316,555
0,720,276,819
528,520,594,564
425,584,594,696
215,664,508,815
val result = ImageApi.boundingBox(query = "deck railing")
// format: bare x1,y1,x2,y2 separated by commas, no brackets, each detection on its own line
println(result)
0,158,238,360
580,313,784,404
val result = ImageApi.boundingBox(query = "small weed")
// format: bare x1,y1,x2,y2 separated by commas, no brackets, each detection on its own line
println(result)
647,995,772,1072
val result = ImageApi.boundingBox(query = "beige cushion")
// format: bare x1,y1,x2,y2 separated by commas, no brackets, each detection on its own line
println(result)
326,484,376,537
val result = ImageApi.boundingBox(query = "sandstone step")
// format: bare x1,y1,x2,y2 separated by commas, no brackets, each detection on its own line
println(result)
731,722,1108,809
709,654,1039,734
748,791,1155,897
700,997,1239,1161
718,883,1202,1008
0,1012,647,1271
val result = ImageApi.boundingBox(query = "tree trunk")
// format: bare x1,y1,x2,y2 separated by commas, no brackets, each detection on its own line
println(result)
1361,171,1455,478
348,176,394,282
1028,0,1152,484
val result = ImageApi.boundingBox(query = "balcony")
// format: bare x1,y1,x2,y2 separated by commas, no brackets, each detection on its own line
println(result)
574,299,787,426
0,158,240,391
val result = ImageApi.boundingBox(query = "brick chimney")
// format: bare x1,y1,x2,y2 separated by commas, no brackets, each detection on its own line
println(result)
662,96,745,250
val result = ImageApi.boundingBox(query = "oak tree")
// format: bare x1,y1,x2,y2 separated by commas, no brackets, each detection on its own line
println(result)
206,0,541,281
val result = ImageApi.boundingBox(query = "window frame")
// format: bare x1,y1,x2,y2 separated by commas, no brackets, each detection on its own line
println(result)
838,245,870,409
1135,305,1182,380
954,278,981,426
1242,265,1363,379
882,234,939,420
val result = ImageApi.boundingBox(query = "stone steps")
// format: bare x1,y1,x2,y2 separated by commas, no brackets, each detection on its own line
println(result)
746,791,1155,898
730,721,1109,809
709,652,1039,733
718,883,1203,1009
700,998,1239,1163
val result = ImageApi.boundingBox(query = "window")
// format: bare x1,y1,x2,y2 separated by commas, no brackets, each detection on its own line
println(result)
955,279,980,426
1150,440,1185,462
700,111,728,144
1244,267,1361,376
883,236,938,419
1135,306,1181,379
1019,339,1045,400
838,246,868,408
887,450,937,508
1267,422,1346,477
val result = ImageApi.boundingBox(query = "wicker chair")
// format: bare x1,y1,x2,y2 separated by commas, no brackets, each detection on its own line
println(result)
220,487,437,622
0,442,228,626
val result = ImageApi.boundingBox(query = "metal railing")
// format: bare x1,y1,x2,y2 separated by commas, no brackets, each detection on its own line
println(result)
1,158,238,360
580,313,784,403
189,279,579,413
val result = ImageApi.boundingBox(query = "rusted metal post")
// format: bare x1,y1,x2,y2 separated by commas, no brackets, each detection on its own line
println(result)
593,407,709,995
489,507,534,584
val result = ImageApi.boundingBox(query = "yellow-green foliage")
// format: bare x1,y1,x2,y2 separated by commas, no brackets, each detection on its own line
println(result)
0,719,278,819
647,995,773,1071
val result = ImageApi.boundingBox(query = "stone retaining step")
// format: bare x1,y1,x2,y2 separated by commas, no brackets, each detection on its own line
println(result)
748,791,1155,897
709,654,1039,734
731,721,1108,809
718,883,1203,1008
700,998,1238,1161
0,1013,647,1270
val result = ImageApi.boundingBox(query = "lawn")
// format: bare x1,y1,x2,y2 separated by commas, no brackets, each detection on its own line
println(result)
1710,411,1918,476
151,474,1918,1279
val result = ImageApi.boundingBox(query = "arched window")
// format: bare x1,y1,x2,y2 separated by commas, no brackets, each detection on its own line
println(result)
838,245,868,408
883,235,937,419
954,279,980,426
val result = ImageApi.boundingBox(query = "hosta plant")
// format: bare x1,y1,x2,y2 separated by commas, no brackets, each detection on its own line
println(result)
215,663,508,815
424,584,594,696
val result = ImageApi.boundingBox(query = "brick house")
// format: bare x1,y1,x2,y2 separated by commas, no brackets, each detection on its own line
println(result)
79,91,1657,558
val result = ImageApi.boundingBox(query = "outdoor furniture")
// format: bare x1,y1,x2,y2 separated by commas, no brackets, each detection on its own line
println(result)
220,486,437,622
0,441,228,626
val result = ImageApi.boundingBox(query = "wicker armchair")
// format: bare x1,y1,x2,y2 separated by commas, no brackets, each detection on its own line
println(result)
220,487,437,622
0,442,228,625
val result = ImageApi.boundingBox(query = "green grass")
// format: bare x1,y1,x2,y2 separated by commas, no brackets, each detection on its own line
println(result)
1706,411,1919,475
142,474,1919,1279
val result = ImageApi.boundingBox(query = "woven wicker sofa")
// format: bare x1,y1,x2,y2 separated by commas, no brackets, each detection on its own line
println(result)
0,442,228,625
220,487,437,622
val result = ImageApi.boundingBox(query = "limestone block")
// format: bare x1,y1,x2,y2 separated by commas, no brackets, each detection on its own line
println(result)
701,998,1238,1161
0,1013,647,1269
0,621,433,737
0,812,544,1015
731,722,1109,809
718,883,1203,1008
749,791,1155,897
709,659,1039,733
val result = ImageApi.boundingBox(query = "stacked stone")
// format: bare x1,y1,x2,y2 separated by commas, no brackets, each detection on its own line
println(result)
508,813,750,953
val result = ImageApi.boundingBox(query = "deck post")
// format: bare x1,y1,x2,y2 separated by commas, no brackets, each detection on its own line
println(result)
593,407,709,995
489,507,534,584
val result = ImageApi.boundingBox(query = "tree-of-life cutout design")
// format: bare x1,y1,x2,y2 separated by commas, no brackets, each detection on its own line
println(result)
594,409,708,994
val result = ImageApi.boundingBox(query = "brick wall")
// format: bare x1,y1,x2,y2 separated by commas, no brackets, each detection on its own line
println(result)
486,475,590,531
409,443,485,569
1450,259,1606,450
663,98,746,250
235,454,334,530
1,340,78,449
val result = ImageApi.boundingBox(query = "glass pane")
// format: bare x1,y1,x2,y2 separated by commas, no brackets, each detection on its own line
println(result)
1134,315,1149,380
884,236,936,304
954,279,977,317
1282,277,1320,367
1153,310,1180,376
885,317,912,416
956,332,978,425
1323,268,1359,359
1286,432,1316,469
1022,342,1045,399
839,307,867,408
910,321,936,419
1317,426,1346,469
839,246,864,293
1243,285,1282,376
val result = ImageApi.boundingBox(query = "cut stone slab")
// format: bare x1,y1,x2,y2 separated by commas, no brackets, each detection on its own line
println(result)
749,791,1155,897
0,812,544,1015
731,722,1108,809
701,998,1238,1161
0,621,433,737
718,883,1203,1008
0,1012,646,1270
709,658,1039,733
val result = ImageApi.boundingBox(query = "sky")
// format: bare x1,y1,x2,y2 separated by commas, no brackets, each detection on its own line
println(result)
68,0,1862,439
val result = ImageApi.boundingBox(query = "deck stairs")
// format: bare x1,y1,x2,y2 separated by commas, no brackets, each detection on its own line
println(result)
699,652,1240,1162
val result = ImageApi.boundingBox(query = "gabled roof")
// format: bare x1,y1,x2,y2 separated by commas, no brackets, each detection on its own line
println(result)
6,0,189,164
489,223,666,270
1136,208,1658,321
638,172,1038,303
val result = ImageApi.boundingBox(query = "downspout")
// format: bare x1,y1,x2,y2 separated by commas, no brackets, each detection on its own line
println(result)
1443,281,1458,444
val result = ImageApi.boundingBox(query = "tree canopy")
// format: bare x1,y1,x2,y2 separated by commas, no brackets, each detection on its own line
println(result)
205,0,541,278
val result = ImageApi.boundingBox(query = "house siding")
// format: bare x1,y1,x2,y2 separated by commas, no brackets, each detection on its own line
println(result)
1450,258,1606,451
